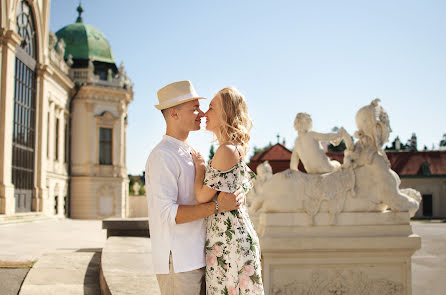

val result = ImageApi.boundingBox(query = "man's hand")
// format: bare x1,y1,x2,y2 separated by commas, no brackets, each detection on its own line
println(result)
217,192,241,212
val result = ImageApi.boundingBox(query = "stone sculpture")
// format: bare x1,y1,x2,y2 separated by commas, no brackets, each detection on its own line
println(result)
247,161,273,228
248,161,273,204
290,113,352,174
249,99,421,225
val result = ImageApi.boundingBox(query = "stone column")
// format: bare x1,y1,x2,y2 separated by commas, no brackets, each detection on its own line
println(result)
259,212,421,295
33,64,52,212
47,99,55,163
0,29,20,215
117,103,126,176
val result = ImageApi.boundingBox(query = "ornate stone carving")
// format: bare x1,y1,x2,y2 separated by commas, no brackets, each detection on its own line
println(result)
272,269,404,295
55,38,65,56
48,32,57,49
66,54,74,67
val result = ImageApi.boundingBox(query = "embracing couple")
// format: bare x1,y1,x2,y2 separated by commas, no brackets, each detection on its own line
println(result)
145,80,264,295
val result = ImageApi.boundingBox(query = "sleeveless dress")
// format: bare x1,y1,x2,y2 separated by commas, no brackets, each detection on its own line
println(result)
203,159,265,295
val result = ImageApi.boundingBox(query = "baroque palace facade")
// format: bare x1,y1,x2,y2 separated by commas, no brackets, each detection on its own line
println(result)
0,0,133,219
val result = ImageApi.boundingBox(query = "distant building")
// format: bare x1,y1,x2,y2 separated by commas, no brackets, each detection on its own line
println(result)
248,144,446,218
0,1,133,219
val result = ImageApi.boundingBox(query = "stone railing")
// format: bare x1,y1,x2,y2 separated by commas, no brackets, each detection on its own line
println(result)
69,68,133,90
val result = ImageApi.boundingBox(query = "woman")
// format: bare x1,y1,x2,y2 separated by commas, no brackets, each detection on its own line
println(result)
192,87,264,295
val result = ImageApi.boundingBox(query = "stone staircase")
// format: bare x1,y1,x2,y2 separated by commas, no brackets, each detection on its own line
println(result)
19,249,102,295
100,237,160,295
16,218,159,295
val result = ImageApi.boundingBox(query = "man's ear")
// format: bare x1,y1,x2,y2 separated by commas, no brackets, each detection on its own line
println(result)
169,107,180,120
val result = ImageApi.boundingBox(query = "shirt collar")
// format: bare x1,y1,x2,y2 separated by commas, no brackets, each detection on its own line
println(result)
163,135,191,151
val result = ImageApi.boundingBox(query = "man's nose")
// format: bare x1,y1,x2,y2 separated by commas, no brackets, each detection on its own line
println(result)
198,109,205,117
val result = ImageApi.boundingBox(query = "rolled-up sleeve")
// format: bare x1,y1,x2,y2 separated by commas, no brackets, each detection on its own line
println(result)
146,150,180,225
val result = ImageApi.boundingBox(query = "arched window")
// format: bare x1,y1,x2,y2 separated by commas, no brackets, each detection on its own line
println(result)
16,0,36,58
12,0,37,212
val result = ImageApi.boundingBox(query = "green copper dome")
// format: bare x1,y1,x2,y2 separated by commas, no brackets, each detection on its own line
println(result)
55,5,115,65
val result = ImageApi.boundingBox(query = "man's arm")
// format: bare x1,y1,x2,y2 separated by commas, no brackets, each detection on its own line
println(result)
175,192,240,224
147,150,241,226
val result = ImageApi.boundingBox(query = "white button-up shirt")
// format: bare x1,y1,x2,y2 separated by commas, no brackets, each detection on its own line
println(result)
145,135,206,274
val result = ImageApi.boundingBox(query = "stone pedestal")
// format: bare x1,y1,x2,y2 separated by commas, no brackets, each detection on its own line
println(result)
259,212,421,295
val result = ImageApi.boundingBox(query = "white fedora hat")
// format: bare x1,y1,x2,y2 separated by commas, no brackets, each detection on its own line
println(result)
155,80,206,110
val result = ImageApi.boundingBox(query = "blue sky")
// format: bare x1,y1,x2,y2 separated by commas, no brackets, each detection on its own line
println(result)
50,0,446,174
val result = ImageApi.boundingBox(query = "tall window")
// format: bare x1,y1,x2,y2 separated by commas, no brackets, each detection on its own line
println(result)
99,128,112,165
55,118,59,160
12,0,37,213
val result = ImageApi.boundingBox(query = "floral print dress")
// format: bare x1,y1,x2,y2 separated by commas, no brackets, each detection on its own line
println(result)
204,159,264,295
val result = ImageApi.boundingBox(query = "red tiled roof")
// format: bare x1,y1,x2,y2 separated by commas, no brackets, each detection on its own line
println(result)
248,144,446,176
386,151,446,175
249,144,293,174
250,144,292,161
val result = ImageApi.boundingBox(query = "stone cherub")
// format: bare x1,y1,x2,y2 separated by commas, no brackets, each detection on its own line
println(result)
290,113,352,174
247,161,273,229
247,161,273,208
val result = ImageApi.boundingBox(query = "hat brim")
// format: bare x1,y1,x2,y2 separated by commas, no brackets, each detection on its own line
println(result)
155,96,207,110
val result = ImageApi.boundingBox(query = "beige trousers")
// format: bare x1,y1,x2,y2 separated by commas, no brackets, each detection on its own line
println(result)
156,253,205,295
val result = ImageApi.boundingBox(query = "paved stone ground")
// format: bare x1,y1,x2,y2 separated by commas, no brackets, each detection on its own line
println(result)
0,219,444,294
0,218,106,264
0,219,106,294
412,221,446,295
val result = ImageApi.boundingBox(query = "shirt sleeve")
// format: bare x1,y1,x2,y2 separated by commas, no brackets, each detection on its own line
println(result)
146,150,180,225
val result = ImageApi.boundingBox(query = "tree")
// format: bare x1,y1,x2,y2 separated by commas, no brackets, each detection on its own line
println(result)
209,144,215,161
440,133,446,149
385,136,408,151
327,127,347,152
251,142,273,157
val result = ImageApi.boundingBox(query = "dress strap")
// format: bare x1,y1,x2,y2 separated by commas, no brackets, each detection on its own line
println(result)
235,144,242,161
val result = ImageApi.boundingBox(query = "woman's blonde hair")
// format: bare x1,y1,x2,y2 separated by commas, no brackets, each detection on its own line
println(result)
216,87,253,155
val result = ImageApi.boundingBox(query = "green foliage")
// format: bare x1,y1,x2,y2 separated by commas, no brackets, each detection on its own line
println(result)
251,142,273,157
327,126,347,152
327,140,346,152
128,174,144,196
440,133,446,147
209,144,215,161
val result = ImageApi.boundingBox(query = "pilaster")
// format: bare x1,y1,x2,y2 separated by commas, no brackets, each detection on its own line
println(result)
0,29,21,214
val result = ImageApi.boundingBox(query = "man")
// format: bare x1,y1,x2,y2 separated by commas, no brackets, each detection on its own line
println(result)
145,80,242,295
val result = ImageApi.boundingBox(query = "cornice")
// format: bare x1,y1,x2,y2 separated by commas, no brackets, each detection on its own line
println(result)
0,29,21,48
74,85,133,103
37,63,74,91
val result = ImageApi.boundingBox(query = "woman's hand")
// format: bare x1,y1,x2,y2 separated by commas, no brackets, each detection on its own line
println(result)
191,149,206,171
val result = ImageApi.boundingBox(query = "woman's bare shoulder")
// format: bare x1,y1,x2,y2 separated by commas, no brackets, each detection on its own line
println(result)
211,143,241,171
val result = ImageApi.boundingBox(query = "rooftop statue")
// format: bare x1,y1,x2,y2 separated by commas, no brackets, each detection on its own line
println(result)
249,99,421,225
